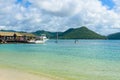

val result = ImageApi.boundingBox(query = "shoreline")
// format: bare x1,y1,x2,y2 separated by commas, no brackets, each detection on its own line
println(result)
0,68,55,80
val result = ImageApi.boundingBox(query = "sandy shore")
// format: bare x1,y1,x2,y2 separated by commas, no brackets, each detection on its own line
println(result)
0,68,54,80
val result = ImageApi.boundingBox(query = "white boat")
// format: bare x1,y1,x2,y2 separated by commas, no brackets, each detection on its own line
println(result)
28,34,48,44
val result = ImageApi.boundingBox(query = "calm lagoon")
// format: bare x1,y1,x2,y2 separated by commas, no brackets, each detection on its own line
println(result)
0,40,120,80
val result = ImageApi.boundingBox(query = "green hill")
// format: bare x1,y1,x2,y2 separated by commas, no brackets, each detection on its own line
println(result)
60,27,106,39
108,32,120,39
32,26,106,39
0,30,16,32
0,30,26,33
32,30,62,38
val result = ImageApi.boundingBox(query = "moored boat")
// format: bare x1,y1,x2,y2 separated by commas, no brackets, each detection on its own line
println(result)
28,34,48,44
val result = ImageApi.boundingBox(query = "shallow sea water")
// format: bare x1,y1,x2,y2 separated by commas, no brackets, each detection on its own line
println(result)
0,40,120,80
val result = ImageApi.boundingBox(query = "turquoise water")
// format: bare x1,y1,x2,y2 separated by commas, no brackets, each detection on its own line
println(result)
0,40,120,80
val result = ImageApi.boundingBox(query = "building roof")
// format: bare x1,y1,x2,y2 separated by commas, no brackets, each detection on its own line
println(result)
20,33,35,37
0,32,35,37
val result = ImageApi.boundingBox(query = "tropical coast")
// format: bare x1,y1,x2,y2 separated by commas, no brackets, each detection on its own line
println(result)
0,40,120,80
0,0,120,80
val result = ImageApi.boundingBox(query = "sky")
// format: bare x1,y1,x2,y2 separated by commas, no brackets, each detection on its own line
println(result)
0,0,120,35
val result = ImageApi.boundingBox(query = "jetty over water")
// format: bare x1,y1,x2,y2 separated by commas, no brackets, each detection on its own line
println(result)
0,32,35,43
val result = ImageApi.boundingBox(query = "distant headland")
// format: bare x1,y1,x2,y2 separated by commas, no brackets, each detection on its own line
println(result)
32,26,120,40
0,26,120,40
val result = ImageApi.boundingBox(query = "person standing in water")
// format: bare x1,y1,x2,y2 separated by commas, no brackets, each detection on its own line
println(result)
74,39,79,44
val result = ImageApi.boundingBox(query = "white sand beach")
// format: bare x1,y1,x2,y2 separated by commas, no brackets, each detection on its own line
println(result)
0,68,54,80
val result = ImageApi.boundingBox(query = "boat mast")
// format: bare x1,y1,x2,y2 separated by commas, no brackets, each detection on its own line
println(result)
56,23,59,43
56,32,58,43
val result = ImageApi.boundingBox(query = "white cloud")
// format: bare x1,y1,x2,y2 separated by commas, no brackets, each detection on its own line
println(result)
0,0,120,35
113,0,120,12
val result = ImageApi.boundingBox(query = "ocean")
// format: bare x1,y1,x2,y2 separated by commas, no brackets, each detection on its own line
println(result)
0,40,120,80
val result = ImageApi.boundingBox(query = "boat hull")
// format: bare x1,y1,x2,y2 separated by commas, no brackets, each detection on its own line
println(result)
28,40,47,44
